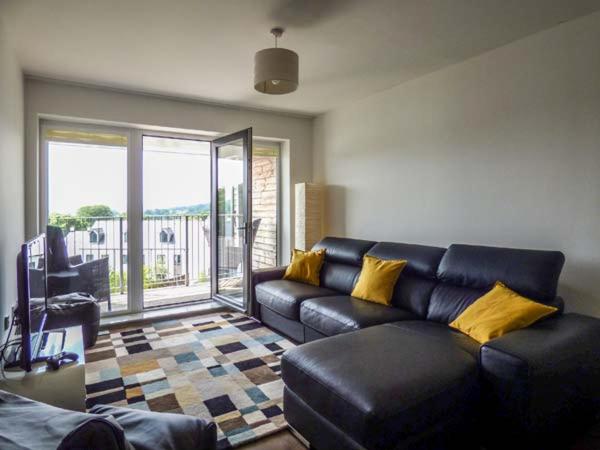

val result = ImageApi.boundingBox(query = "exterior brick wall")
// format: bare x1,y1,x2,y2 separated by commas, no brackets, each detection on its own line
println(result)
252,155,278,269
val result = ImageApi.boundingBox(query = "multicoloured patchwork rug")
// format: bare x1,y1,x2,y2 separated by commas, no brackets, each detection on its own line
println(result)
84,312,295,448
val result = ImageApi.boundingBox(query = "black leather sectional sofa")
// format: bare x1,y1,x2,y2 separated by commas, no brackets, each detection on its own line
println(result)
252,237,600,450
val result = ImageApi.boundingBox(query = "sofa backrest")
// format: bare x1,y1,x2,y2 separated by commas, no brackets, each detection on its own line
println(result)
367,242,446,317
312,237,376,294
427,244,565,323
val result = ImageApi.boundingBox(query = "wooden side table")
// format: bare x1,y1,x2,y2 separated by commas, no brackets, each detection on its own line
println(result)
0,325,86,411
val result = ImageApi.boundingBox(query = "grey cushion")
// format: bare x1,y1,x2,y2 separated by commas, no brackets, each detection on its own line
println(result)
300,296,416,336
255,280,337,320
46,293,101,348
90,405,216,450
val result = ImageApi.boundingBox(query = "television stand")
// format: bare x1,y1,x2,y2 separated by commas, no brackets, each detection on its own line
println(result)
0,325,85,411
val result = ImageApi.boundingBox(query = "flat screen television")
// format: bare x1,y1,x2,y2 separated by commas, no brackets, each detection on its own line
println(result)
11,233,48,372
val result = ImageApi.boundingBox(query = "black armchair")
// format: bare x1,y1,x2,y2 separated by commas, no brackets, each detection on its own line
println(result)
46,226,112,311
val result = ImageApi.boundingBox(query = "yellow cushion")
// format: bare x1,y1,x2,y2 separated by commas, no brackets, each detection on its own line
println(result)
351,255,408,306
449,281,558,344
283,249,326,286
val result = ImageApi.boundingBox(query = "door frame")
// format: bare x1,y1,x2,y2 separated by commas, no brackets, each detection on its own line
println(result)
210,128,253,313
138,130,213,312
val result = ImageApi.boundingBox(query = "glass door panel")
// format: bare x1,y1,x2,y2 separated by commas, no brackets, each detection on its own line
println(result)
142,136,211,309
211,129,252,311
46,130,128,314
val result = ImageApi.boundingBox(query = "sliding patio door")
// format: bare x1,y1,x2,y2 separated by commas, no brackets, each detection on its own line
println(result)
211,128,253,312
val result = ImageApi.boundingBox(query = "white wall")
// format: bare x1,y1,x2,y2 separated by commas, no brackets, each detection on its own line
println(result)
0,20,24,335
25,79,315,263
314,11,600,316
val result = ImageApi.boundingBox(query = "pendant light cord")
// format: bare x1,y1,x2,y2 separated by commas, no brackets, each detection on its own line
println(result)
271,27,283,48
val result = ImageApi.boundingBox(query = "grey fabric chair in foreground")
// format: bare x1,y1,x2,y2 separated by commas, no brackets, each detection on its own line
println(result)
0,390,217,450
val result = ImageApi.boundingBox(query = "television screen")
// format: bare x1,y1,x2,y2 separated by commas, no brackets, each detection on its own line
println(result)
14,234,48,371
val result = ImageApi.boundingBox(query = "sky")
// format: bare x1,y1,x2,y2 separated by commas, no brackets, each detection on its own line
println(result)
48,137,243,215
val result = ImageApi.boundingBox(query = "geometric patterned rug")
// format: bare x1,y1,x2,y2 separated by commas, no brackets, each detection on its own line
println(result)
84,312,295,449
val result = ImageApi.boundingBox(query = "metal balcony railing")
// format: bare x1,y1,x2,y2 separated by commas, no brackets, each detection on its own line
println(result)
61,215,223,295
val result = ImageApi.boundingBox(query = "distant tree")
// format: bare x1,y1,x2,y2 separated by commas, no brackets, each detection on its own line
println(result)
48,213,88,232
143,203,210,217
77,205,115,218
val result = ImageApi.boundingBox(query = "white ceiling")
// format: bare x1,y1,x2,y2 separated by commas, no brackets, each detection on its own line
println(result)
2,0,600,116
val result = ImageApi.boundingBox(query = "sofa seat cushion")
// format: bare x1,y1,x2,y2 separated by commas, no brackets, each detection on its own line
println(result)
282,324,479,449
388,320,480,358
255,280,337,320
300,296,416,336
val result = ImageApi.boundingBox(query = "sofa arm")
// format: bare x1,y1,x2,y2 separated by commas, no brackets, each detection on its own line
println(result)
480,313,600,448
252,266,287,283
251,266,287,319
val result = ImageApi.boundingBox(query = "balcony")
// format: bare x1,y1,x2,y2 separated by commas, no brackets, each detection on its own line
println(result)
60,213,276,313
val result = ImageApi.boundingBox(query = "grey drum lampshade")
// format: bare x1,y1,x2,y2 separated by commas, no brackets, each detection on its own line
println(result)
254,47,299,95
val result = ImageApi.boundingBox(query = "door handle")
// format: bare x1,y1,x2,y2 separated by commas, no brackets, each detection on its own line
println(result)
237,223,249,245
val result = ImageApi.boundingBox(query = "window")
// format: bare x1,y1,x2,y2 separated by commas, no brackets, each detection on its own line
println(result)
174,254,182,265
123,254,128,264
89,228,105,245
45,125,128,314
156,254,166,265
159,228,175,244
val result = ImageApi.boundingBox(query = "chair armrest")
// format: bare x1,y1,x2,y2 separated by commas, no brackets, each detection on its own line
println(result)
75,257,111,301
69,255,84,266
480,313,600,447
250,266,287,319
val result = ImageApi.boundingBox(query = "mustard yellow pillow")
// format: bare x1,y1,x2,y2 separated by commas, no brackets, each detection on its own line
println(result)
351,255,408,306
449,281,558,344
283,249,326,286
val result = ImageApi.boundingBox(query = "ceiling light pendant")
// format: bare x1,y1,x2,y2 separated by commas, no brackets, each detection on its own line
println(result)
254,27,299,95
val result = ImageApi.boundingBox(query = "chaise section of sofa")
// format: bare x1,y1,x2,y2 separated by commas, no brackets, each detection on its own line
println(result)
282,324,480,450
